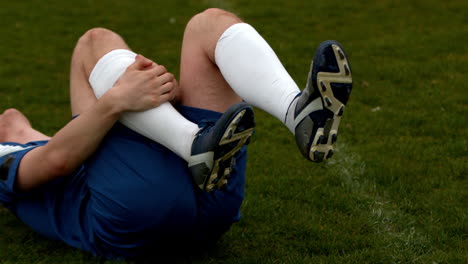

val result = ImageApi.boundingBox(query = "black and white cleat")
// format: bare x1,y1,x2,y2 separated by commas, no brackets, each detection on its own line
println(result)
188,102,255,192
292,40,353,162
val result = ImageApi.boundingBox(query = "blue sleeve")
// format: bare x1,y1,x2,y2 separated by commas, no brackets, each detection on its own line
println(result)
0,143,40,205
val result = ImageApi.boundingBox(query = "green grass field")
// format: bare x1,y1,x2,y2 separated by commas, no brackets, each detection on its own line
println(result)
0,0,466,263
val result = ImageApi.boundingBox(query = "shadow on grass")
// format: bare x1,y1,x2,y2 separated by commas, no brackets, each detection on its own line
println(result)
1,206,228,264
126,241,224,264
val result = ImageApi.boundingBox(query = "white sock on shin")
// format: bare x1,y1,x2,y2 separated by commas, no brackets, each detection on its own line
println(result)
119,104,199,161
89,50,199,161
215,23,300,133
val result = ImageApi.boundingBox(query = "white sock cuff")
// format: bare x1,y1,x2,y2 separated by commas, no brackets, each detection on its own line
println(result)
89,49,137,99
215,23,257,65
214,22,300,124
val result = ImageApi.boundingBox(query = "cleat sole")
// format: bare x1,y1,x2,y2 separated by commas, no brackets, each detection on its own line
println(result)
320,81,327,91
326,149,334,159
331,133,338,144
337,105,345,117
308,42,352,162
204,109,255,192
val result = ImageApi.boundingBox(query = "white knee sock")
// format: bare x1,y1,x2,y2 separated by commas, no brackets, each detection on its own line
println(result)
118,104,199,161
89,50,199,161
215,23,301,133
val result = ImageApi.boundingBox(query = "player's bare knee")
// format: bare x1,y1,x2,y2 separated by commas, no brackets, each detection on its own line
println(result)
2,108,21,121
75,29,97,50
86,28,120,47
2,109,29,126
71,30,94,63
73,28,127,76
75,28,120,52
0,109,20,140
201,8,237,20
3,108,19,115
188,8,241,33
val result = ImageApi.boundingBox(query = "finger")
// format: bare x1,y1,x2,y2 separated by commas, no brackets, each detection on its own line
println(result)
158,81,175,95
143,61,159,70
168,87,178,102
157,92,175,105
138,55,154,68
164,83,178,101
145,65,167,77
130,54,153,70
148,62,158,69
156,72,174,85
154,65,168,76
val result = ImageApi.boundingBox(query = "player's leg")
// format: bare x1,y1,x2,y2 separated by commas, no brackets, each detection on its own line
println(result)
0,109,62,244
179,9,243,113
69,27,130,116
177,9,257,191
180,8,353,162
0,108,50,144
70,27,201,160
75,28,253,192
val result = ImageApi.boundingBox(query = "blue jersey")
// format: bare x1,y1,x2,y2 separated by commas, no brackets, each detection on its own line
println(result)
0,105,247,259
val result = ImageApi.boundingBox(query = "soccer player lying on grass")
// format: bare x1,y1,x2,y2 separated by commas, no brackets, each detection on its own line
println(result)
0,8,352,259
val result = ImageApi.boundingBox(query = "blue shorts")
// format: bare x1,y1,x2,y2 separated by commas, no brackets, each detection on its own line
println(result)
0,105,247,259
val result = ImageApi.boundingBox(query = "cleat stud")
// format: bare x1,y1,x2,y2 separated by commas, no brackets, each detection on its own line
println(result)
326,149,334,159
317,135,324,145
219,179,228,187
313,151,325,162
337,49,345,60
224,167,231,176
325,97,332,107
206,184,215,192
217,181,228,190
320,81,327,92
344,64,350,76
331,134,338,144
337,105,345,116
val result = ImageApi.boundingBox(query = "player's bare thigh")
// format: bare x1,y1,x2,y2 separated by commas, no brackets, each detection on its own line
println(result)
69,28,130,116
179,8,243,113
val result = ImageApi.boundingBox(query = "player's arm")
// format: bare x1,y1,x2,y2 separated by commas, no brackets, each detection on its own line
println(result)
16,55,176,191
